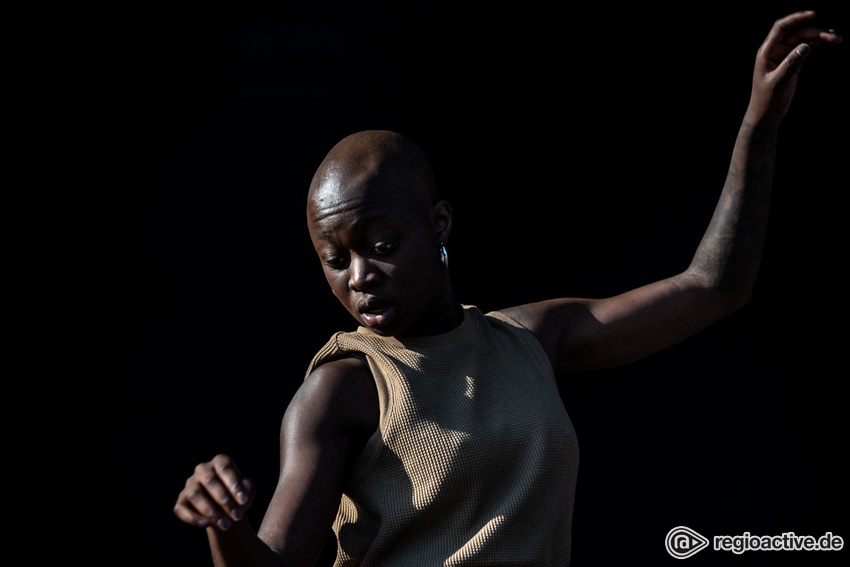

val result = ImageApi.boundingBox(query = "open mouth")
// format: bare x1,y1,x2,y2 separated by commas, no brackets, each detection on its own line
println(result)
358,299,394,329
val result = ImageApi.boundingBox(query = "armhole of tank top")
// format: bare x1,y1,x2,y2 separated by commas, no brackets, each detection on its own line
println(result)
345,352,368,366
319,347,386,477
486,309,557,378
307,347,369,375
342,351,386,481
308,338,389,480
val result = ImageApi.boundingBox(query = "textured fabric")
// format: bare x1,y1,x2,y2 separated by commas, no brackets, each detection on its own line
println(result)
305,305,579,566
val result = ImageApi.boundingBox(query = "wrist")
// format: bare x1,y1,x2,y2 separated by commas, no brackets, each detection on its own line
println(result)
743,104,784,130
743,87,792,129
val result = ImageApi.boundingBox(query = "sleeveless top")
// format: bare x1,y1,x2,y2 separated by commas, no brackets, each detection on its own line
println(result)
305,305,579,566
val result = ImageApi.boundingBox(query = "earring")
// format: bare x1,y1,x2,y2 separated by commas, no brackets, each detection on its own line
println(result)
439,243,449,269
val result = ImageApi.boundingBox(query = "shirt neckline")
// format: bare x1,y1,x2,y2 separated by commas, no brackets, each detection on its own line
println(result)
356,304,477,349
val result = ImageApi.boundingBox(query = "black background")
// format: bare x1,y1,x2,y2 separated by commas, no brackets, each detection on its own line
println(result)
92,1,849,565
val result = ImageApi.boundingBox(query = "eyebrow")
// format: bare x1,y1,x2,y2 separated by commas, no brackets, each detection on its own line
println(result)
314,212,400,242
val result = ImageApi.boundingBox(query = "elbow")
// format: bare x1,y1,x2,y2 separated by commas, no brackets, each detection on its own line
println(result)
683,267,756,317
687,242,765,314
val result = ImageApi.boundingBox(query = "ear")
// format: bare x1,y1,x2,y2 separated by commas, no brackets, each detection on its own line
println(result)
431,199,452,243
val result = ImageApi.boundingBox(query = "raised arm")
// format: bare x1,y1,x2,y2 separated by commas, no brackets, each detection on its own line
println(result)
502,12,841,377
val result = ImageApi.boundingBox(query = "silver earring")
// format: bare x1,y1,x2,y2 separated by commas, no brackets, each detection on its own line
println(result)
439,243,449,269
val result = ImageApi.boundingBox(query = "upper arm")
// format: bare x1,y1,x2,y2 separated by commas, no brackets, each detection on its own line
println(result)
256,358,378,565
501,270,745,377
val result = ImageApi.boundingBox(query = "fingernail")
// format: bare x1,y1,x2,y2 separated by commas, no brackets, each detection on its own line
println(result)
796,44,810,56
217,518,231,530
232,507,243,520
232,483,249,504
198,519,210,528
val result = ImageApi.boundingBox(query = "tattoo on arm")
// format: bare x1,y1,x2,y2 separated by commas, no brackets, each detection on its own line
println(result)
690,120,777,290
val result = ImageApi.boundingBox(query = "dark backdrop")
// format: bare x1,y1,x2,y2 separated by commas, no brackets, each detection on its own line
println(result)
105,1,847,565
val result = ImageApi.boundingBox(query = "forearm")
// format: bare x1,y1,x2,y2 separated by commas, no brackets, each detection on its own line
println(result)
206,519,287,567
687,114,778,304
688,11,842,299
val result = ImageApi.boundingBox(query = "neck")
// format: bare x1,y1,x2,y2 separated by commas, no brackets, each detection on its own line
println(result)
401,275,463,337
403,301,464,337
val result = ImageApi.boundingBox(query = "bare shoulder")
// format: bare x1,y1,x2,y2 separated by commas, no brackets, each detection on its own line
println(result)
287,357,379,439
498,298,597,376
499,298,590,328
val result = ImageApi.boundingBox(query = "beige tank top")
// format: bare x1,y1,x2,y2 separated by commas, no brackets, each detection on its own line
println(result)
305,305,579,566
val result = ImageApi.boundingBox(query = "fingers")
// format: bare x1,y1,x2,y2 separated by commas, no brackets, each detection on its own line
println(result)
772,10,818,35
766,11,843,51
174,454,254,531
757,11,842,83
783,43,811,71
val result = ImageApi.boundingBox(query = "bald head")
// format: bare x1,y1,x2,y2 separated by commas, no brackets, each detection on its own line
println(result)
308,130,439,217
304,131,455,336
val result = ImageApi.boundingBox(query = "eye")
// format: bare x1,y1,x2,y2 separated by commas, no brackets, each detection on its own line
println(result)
322,253,349,270
373,241,395,255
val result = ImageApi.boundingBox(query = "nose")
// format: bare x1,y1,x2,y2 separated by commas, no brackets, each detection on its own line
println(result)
348,255,379,292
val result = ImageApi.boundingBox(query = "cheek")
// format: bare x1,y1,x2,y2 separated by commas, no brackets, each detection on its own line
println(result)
323,270,348,298
393,255,438,294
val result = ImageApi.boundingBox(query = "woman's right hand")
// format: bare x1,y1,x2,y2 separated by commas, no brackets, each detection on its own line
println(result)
174,454,256,531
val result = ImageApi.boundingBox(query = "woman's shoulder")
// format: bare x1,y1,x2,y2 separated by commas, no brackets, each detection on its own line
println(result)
296,356,378,436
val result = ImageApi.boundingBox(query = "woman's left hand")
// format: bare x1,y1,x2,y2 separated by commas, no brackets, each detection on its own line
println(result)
746,11,842,126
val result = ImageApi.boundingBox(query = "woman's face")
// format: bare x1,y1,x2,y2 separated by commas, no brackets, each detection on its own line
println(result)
307,179,454,337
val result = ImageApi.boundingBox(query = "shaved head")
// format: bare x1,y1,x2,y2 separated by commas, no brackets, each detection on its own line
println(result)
305,130,456,336
307,130,439,219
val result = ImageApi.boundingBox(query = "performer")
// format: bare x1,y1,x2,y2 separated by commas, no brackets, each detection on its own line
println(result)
174,11,841,566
